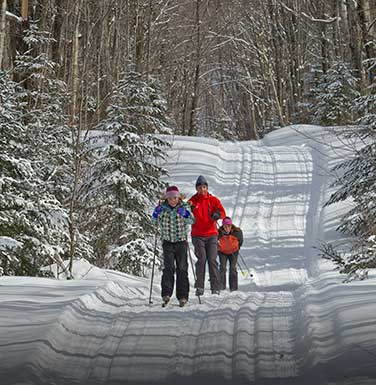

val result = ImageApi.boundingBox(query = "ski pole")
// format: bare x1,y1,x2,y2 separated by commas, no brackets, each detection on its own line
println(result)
236,254,248,276
229,250,248,278
187,241,201,305
238,251,253,278
237,252,248,276
236,260,247,277
148,226,158,305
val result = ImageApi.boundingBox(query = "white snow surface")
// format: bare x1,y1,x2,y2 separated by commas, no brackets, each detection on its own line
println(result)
1,125,376,385
0,237,23,252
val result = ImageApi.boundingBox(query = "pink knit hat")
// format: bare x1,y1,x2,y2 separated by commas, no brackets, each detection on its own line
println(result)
165,185,180,198
222,217,232,226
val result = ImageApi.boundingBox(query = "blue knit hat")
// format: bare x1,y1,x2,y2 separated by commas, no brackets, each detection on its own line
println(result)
195,175,208,188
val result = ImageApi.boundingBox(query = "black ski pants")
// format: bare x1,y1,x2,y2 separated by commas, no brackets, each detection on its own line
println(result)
192,235,220,291
219,252,238,291
161,240,189,300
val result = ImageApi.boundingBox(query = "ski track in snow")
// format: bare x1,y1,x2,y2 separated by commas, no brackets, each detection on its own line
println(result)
1,126,376,385
168,134,314,288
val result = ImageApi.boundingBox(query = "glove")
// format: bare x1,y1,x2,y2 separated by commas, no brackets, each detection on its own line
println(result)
177,207,190,218
211,210,220,221
152,205,163,219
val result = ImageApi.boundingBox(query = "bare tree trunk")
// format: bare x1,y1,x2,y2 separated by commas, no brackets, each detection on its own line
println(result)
21,0,28,20
180,66,190,135
244,67,260,140
68,1,81,279
135,1,144,74
285,1,300,119
9,0,29,81
347,0,363,81
52,0,64,67
0,0,7,69
145,0,152,78
268,0,285,120
110,1,122,85
332,0,342,59
358,0,376,83
338,0,350,59
188,0,201,136
96,8,104,125
268,61,286,126
319,1,330,73
249,93,259,140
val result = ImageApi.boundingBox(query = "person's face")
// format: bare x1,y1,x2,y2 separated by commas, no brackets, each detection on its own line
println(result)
223,224,232,233
196,184,208,195
167,196,179,207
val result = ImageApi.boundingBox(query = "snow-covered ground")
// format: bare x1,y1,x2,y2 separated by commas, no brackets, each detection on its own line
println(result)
1,125,376,385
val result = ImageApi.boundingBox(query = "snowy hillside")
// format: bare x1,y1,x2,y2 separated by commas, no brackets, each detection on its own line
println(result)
1,125,376,385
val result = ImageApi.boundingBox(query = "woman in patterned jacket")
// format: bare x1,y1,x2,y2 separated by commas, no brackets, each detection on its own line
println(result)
152,185,195,307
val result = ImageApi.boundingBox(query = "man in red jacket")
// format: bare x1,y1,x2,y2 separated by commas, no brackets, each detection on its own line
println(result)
189,175,226,296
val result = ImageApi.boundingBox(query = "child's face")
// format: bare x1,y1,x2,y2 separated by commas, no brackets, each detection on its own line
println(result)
223,224,232,233
167,196,179,207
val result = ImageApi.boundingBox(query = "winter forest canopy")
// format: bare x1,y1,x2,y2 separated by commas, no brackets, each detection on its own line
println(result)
0,0,376,279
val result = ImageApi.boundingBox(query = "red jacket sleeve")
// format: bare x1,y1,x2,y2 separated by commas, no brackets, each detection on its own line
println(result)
211,196,226,219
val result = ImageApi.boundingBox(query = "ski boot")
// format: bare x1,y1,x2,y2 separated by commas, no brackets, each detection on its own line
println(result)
162,296,170,307
179,298,188,308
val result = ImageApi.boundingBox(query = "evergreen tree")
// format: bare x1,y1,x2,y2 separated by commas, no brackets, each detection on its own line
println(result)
0,71,70,275
82,71,171,275
321,82,376,281
14,24,72,203
14,24,93,267
311,61,360,126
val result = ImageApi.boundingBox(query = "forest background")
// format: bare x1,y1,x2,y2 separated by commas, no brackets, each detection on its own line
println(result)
1,0,375,280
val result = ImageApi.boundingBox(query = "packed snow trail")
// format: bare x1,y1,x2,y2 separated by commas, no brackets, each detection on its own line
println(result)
1,126,376,385
166,131,322,288
0,278,298,384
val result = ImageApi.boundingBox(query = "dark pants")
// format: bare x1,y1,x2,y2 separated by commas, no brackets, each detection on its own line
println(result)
192,236,220,291
161,240,189,300
219,252,238,291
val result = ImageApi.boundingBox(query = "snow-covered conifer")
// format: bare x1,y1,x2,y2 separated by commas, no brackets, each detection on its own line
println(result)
14,24,72,202
322,80,376,280
311,61,359,126
0,71,70,275
82,71,171,275
13,24,93,269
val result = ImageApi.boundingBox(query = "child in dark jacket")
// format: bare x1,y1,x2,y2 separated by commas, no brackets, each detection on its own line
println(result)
152,185,194,307
217,217,243,291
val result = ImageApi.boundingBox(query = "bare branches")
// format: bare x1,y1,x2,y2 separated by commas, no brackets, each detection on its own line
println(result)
5,11,21,23
1,0,375,139
279,1,338,25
